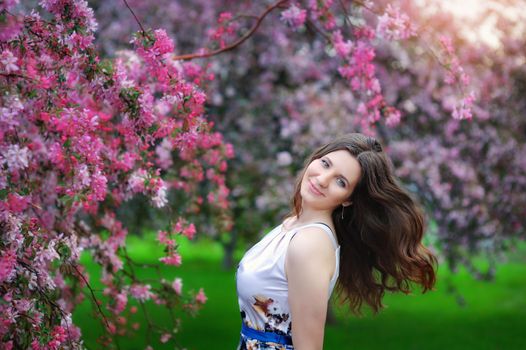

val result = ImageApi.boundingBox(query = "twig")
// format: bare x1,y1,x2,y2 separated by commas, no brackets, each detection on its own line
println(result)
353,0,380,15
122,247,155,345
17,259,77,348
172,0,290,61
121,0,146,34
0,72,37,81
338,0,354,29
71,264,110,329
305,19,332,43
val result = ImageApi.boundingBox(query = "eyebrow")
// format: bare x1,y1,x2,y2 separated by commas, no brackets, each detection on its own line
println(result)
323,156,350,184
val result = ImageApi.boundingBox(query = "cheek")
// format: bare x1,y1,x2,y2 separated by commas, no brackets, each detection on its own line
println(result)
333,187,352,202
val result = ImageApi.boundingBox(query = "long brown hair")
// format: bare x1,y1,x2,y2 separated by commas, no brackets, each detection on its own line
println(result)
289,133,437,314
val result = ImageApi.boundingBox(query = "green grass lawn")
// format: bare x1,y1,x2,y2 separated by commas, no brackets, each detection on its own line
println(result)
73,235,526,350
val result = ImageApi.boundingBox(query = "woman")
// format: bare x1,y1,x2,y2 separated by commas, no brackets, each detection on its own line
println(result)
236,133,437,349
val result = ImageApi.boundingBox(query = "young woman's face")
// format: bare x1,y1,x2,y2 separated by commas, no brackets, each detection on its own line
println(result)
300,149,361,212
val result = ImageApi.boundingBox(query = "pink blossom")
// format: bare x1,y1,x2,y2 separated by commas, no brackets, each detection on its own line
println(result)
127,169,148,193
281,4,307,30
5,144,29,170
0,0,19,11
106,321,116,335
71,0,98,32
160,333,171,343
35,240,60,266
90,171,108,201
376,4,416,41
309,0,335,30
384,107,402,127
74,164,91,189
129,284,154,302
31,339,41,350
155,139,173,169
13,299,32,313
172,218,184,233
66,32,94,50
157,230,169,244
452,92,475,120
195,288,207,304
114,292,128,314
439,35,454,55
0,50,19,73
159,253,182,266
0,248,17,284
333,31,353,58
172,278,183,295
6,193,29,213
151,179,168,208
48,325,67,350
49,142,66,170
182,223,196,240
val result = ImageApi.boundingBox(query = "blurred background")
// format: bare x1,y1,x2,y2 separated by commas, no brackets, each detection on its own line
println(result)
70,0,526,349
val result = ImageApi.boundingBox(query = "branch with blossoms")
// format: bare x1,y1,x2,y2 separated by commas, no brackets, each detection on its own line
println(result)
119,0,472,130
351,1,475,121
1,1,231,349
171,0,290,61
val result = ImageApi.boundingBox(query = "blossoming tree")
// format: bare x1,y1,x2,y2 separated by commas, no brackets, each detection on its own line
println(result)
1,0,232,348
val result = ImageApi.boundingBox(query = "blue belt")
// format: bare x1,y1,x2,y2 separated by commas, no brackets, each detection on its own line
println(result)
241,323,293,345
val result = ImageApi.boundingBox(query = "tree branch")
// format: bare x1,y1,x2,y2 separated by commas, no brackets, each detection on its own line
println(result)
121,0,146,34
71,264,110,328
0,72,37,81
172,0,290,61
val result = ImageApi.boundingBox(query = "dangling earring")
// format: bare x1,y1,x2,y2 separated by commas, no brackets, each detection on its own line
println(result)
341,202,353,220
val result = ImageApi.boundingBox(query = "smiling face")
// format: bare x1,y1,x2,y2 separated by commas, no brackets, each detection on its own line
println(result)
299,149,362,212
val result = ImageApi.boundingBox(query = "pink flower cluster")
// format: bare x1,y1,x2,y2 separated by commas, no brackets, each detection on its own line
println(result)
376,4,417,41
309,0,336,30
439,35,475,120
281,4,307,30
333,26,401,131
208,12,239,49
0,1,233,348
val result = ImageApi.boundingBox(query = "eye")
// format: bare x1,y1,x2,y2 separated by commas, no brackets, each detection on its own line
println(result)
337,178,346,188
321,159,329,168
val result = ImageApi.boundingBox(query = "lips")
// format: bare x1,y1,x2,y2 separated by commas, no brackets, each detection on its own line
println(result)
308,180,324,196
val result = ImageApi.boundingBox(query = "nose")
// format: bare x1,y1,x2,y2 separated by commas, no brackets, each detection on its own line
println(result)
316,171,330,188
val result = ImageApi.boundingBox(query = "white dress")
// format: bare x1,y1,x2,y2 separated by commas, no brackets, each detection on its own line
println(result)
236,222,340,349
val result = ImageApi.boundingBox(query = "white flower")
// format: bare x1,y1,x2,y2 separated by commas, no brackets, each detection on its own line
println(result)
5,144,30,170
152,180,168,208
0,50,19,73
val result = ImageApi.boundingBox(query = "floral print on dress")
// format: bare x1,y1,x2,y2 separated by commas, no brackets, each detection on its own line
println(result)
237,335,292,350
237,295,294,350
252,295,291,335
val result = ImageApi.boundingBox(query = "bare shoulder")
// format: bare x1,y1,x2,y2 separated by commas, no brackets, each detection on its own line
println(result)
286,226,336,279
288,226,335,261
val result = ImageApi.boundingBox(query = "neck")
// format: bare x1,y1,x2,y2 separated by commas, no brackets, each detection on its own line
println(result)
294,205,333,226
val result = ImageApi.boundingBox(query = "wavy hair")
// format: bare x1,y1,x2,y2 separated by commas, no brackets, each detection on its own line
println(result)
289,133,437,314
